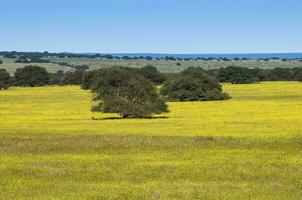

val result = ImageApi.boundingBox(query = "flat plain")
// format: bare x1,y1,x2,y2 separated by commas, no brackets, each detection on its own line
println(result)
1,57,302,74
1,82,302,199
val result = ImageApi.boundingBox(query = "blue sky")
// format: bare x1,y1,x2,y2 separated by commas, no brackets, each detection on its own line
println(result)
1,0,302,53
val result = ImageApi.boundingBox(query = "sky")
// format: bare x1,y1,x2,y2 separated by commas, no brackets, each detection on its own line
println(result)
1,0,302,54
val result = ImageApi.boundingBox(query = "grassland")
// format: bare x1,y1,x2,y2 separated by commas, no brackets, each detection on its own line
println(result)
1,82,302,199
1,56,302,74
0,57,72,75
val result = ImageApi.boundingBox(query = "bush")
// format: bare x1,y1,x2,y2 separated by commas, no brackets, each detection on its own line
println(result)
0,60,3,65
49,70,65,85
90,67,169,118
138,65,166,84
294,70,302,82
217,66,258,84
63,70,85,85
81,70,100,90
160,67,230,101
15,56,50,63
0,69,11,90
264,68,294,81
14,65,49,87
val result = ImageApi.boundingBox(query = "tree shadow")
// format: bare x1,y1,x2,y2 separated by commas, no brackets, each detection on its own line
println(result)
91,116,169,121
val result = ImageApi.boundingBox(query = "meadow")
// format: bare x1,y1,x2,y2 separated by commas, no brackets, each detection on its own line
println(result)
1,82,302,199
1,56,302,74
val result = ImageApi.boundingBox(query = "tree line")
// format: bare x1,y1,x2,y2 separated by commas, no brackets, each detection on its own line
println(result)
1,51,302,61
210,66,302,84
1,65,302,118
1,65,302,90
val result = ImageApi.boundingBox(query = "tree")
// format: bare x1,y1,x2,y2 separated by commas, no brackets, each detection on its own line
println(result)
63,70,85,85
90,67,168,118
49,70,65,85
0,60,3,65
81,70,100,90
14,65,49,86
217,66,258,84
138,65,166,84
0,69,11,90
264,68,293,81
294,70,302,82
160,67,230,101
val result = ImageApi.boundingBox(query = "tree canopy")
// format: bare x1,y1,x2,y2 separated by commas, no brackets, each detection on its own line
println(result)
14,65,49,87
137,65,166,84
294,70,302,82
0,69,11,90
160,67,230,101
217,66,258,84
63,70,85,85
90,67,168,118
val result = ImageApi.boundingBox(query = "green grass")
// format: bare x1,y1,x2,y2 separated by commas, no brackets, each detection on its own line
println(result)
1,56,302,74
0,57,72,75
1,82,302,199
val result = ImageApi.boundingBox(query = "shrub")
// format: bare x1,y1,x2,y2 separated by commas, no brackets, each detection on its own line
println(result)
264,68,294,81
160,67,230,101
63,70,85,85
294,70,302,82
0,69,11,90
90,67,168,118
81,70,100,90
14,65,49,87
138,65,166,84
217,66,258,84
49,70,65,86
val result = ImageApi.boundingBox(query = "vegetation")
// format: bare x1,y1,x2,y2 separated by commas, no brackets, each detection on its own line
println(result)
0,69,11,90
265,67,294,81
15,56,50,63
14,65,49,87
217,66,258,84
1,82,302,199
89,67,168,118
138,65,166,84
2,53,302,75
294,69,302,82
63,70,85,85
161,67,229,101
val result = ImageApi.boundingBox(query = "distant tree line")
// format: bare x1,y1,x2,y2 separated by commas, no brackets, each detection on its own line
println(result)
1,51,302,61
209,66,302,84
1,64,302,91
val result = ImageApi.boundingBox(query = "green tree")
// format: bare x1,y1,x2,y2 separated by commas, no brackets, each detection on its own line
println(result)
63,70,85,85
81,70,101,90
264,68,293,81
294,70,302,82
49,70,65,85
14,65,49,87
0,60,3,65
90,67,168,118
138,65,166,84
0,69,11,90
160,67,230,101
217,66,258,84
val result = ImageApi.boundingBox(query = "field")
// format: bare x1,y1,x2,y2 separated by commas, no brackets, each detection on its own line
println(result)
1,82,302,199
1,56,302,74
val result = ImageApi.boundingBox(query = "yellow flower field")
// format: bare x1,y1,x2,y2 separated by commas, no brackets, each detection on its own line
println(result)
1,82,302,199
